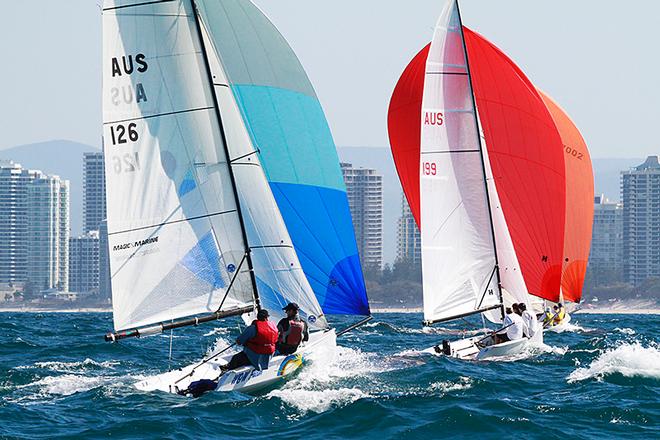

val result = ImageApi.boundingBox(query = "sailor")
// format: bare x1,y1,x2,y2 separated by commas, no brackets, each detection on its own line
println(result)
495,307,524,343
519,303,539,338
542,307,555,327
276,302,309,355
220,309,278,373
512,303,530,338
554,303,566,325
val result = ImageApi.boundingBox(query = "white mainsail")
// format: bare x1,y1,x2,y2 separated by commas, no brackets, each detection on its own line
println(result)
102,0,325,332
420,0,501,324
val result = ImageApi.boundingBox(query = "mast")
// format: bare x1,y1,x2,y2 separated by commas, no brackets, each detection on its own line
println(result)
455,0,504,320
190,0,260,310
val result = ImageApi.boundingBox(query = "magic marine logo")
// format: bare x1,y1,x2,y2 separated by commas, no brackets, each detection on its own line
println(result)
112,236,158,252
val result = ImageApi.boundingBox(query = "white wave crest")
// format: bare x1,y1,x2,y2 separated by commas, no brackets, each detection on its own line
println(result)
203,327,231,337
266,345,381,414
268,387,369,414
567,343,660,383
205,336,236,358
17,358,119,373
614,327,636,335
430,376,472,393
31,374,108,396
546,322,588,333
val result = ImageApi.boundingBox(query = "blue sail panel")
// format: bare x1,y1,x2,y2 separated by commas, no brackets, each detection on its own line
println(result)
197,0,370,316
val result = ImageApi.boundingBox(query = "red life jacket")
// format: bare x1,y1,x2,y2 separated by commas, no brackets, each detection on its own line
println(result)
282,319,305,346
246,320,278,355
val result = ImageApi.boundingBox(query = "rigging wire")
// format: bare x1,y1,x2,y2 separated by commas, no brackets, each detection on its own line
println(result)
168,322,174,371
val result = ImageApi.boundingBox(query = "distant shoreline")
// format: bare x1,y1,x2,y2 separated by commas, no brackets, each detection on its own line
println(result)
371,307,421,314
0,306,657,315
574,308,660,315
0,307,112,313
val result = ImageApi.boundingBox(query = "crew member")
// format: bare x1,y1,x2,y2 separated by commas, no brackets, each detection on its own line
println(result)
554,303,566,325
221,309,278,373
276,302,309,355
519,303,539,338
495,307,523,343
542,307,554,327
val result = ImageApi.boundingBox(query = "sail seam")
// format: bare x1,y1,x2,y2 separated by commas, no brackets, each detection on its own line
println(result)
426,72,469,75
108,210,237,236
103,0,176,12
422,149,480,154
104,106,214,125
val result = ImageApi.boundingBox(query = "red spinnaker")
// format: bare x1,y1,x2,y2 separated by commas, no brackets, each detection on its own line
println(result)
387,44,429,225
538,91,594,303
387,28,566,302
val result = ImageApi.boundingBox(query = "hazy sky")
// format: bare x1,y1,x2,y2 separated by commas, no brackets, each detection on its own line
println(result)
1,0,659,158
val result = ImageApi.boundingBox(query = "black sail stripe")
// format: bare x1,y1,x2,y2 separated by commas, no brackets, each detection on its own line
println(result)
103,0,176,12
109,210,237,236
104,106,214,125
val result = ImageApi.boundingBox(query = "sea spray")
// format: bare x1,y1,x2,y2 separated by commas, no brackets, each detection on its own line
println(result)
567,342,660,382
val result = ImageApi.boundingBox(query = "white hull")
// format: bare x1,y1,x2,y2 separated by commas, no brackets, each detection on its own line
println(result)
423,330,543,361
544,312,572,333
136,329,337,395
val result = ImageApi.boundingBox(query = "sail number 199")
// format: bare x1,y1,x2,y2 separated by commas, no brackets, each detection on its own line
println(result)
422,162,437,176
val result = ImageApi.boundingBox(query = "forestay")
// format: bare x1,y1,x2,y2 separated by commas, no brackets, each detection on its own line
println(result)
420,1,501,324
102,0,254,331
196,0,369,316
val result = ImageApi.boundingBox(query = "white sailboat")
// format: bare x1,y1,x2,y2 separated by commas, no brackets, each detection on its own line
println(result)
388,0,562,360
417,1,539,360
102,0,367,395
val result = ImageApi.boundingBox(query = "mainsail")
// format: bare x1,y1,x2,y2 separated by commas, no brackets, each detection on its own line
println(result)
418,1,501,324
102,0,326,333
538,91,594,303
196,0,369,316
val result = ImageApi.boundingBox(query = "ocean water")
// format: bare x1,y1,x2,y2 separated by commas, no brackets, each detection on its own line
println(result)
0,312,658,439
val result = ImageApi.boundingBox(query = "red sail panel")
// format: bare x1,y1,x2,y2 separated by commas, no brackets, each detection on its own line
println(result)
387,44,430,227
538,91,594,303
463,27,566,302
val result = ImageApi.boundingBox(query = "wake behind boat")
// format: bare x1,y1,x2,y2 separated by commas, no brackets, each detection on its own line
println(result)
102,0,370,396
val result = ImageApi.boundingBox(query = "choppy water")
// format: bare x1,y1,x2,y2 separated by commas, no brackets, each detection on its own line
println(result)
1,312,658,439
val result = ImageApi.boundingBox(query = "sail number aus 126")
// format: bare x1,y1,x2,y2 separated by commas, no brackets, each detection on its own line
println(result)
422,162,437,175
109,123,139,145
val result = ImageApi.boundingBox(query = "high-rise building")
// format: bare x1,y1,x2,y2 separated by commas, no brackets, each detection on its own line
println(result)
0,161,69,291
621,156,660,285
69,231,100,294
396,193,421,264
26,171,69,292
0,161,30,285
341,163,383,269
589,194,623,282
83,152,106,233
